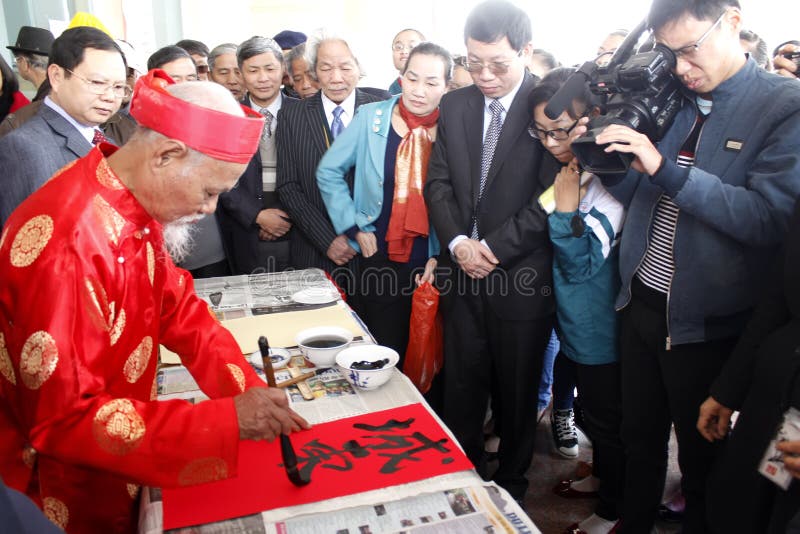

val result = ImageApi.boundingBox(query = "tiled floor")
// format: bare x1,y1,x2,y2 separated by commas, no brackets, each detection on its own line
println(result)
516,410,683,534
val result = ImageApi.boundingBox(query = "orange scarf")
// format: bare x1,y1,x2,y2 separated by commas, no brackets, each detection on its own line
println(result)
385,99,439,262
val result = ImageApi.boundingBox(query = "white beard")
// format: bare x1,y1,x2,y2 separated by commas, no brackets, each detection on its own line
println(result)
162,215,203,264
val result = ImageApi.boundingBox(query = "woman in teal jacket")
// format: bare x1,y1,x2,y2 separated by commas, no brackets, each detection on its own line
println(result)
317,42,451,364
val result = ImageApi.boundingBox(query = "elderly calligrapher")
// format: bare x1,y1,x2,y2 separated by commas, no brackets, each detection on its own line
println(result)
0,70,309,534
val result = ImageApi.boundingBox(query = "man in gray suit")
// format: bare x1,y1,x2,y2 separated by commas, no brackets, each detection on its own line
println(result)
276,32,388,291
0,27,126,227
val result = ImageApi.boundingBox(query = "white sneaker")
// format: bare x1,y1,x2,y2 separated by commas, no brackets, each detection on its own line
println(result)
551,408,579,458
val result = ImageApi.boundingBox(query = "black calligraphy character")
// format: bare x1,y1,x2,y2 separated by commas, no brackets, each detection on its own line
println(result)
353,418,415,432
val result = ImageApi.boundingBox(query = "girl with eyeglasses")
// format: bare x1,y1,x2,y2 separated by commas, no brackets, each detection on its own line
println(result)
528,67,626,534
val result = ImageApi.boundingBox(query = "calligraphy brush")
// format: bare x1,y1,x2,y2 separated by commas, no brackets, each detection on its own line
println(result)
276,368,331,389
258,336,311,487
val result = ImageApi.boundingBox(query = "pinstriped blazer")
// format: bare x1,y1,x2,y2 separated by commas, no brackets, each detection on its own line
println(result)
276,89,387,273
0,104,94,227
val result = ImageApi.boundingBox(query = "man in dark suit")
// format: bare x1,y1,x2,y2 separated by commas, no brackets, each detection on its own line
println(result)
276,33,388,291
0,27,126,227
423,0,554,501
218,36,294,275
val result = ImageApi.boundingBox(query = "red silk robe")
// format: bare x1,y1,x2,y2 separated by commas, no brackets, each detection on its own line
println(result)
0,144,264,533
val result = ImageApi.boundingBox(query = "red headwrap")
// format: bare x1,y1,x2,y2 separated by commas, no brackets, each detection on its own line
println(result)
129,69,264,164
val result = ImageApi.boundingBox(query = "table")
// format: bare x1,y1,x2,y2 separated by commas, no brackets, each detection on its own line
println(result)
140,271,541,534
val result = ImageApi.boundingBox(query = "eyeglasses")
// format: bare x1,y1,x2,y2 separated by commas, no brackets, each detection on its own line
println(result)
66,69,132,98
528,118,580,141
392,42,419,52
464,49,523,75
670,10,727,59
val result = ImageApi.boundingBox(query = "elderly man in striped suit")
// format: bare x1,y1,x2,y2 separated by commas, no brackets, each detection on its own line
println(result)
276,32,388,293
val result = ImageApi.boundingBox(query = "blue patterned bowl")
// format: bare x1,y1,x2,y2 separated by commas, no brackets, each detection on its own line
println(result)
335,345,399,390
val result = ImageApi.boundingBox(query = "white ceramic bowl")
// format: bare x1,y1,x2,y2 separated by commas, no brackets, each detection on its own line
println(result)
335,345,399,391
248,347,291,370
295,326,353,366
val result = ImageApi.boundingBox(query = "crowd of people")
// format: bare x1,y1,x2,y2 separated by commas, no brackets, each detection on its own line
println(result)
0,0,799,533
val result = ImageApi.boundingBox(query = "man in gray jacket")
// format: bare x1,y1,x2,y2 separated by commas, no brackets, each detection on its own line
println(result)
575,0,800,531
0,27,126,227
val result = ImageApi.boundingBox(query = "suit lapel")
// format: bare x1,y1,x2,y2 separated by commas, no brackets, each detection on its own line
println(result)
482,75,536,194
354,89,370,110
40,105,92,158
306,92,331,156
465,88,485,207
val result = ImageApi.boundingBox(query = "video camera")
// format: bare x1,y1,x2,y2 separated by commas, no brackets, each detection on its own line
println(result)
545,21,684,174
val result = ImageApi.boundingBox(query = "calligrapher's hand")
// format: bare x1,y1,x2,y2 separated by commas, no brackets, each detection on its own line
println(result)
697,396,733,442
234,387,310,441
594,124,664,175
453,239,498,279
777,440,800,479
326,235,357,266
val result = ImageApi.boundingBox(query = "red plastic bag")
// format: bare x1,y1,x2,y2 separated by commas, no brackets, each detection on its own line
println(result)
403,282,443,394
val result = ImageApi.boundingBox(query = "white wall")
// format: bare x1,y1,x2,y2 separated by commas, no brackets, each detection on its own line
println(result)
176,0,799,90
19,0,797,89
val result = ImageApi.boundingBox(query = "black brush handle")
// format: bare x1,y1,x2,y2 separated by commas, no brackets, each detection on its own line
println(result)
281,434,310,486
258,336,277,387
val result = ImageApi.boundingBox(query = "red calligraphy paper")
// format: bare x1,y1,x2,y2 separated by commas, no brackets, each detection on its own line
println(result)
162,403,473,530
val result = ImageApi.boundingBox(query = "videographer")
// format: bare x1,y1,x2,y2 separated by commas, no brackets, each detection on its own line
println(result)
571,0,800,532
772,40,799,78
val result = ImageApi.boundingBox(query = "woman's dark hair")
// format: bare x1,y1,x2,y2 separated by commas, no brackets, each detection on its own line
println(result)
49,26,125,73
0,54,21,120
527,67,599,120
401,42,454,83
464,0,531,51
147,45,193,71
647,0,740,33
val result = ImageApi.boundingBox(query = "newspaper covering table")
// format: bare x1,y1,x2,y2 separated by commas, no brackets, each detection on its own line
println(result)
142,270,541,534
193,269,342,320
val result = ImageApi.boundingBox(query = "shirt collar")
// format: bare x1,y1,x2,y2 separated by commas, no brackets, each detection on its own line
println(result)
44,96,99,144
321,89,356,122
483,74,525,114
249,91,283,116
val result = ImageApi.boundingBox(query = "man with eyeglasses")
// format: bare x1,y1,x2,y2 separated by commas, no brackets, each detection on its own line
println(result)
572,0,800,531
0,27,127,227
424,0,554,504
388,29,425,95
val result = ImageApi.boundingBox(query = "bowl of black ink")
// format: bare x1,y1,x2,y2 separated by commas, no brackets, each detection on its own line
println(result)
295,326,354,366
336,345,399,390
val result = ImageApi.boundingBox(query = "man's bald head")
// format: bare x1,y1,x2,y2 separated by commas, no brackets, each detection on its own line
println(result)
110,79,250,229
